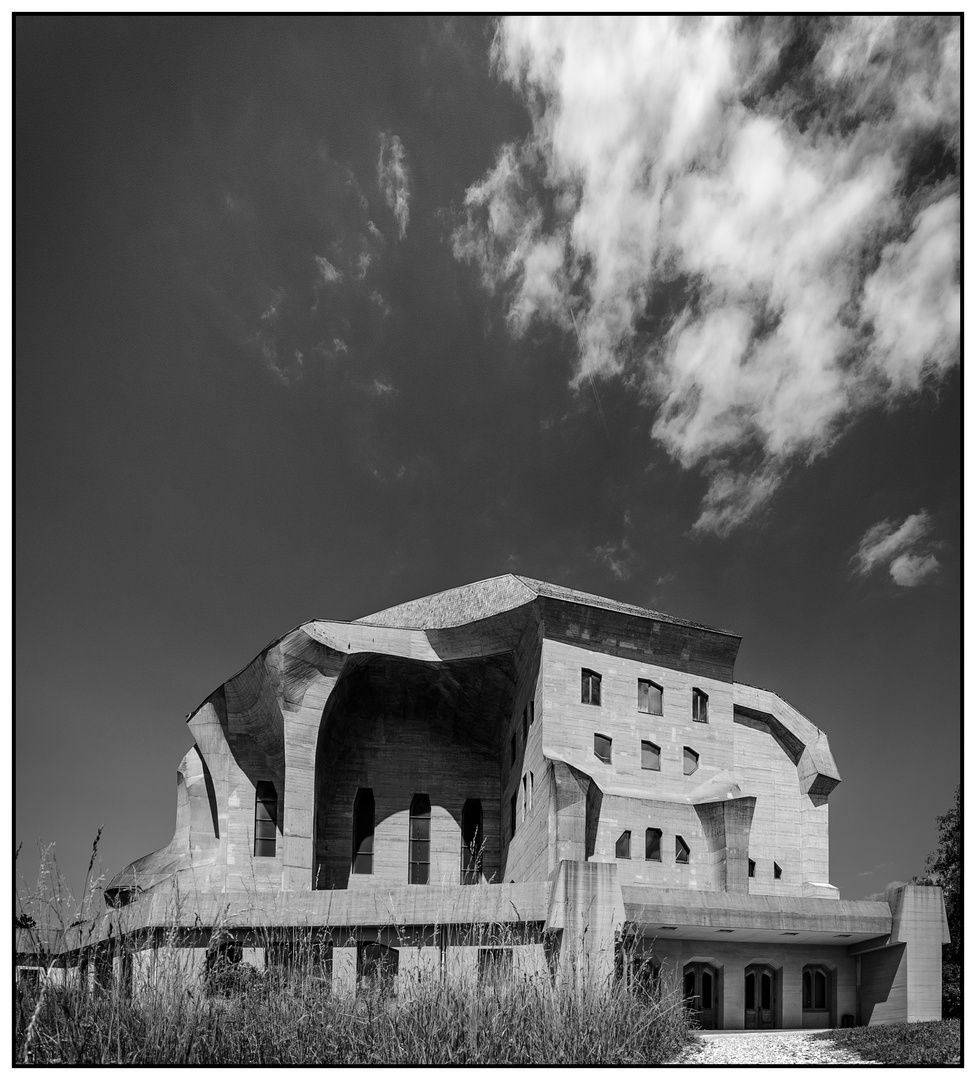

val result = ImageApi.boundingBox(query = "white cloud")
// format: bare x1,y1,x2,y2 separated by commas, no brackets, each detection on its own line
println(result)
378,132,411,240
454,16,960,533
591,539,634,581
852,510,940,587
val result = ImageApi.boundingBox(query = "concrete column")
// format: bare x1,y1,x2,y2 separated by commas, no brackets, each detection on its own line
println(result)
545,860,624,993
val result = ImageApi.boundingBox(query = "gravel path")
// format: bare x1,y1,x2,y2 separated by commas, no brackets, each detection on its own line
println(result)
668,1030,881,1065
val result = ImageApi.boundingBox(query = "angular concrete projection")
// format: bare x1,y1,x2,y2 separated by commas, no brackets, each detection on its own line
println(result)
41,575,941,1028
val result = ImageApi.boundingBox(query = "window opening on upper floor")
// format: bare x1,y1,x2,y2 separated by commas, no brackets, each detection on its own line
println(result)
645,827,662,861
594,733,612,764
461,798,483,884
581,669,602,706
528,771,534,811
774,862,782,880
521,774,528,818
254,781,277,858
692,688,709,723
748,858,756,878
638,679,663,715
641,740,661,771
529,699,535,725
408,793,431,885
615,830,631,859
352,788,375,875
683,746,699,775
675,835,690,864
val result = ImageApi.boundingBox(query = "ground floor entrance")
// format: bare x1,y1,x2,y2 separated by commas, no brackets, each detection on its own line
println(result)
744,964,776,1028
683,962,718,1029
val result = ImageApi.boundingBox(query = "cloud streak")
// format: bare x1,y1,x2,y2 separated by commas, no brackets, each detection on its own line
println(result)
378,132,411,240
454,16,960,534
852,511,940,587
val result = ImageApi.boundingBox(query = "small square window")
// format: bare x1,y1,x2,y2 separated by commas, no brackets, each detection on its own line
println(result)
638,679,663,715
581,669,602,706
692,688,709,723
641,740,661,771
615,830,631,859
594,733,612,764
683,746,699,775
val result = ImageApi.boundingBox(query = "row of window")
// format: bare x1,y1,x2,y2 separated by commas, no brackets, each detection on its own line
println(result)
748,858,784,880
594,734,701,775
614,828,690,864
582,670,709,723
351,790,484,885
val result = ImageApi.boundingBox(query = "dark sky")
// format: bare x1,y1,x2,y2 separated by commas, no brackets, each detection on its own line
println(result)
16,16,960,908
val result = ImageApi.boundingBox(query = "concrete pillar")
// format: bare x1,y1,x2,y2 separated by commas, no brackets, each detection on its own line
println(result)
545,860,624,993
887,884,949,1022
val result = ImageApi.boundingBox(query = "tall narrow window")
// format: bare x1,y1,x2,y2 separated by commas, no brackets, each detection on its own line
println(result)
352,788,374,875
645,827,662,861
683,747,699,775
510,792,517,838
774,862,782,880
581,669,602,706
529,700,535,726
254,781,277,857
461,799,483,884
748,858,756,878
529,772,534,810
641,740,661,771
521,774,528,818
594,733,612,764
638,679,663,715
692,688,709,723
675,835,690,864
408,793,431,885
803,966,829,1011
615,830,631,859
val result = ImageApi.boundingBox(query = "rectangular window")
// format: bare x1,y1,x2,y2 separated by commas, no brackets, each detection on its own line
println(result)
594,733,612,764
478,948,513,986
615,830,631,859
675,835,690,864
683,746,699,775
461,799,483,885
641,740,661,771
529,700,535,726
254,781,277,857
408,794,431,885
748,858,756,878
774,862,782,880
692,688,709,723
581,669,602,706
352,788,375,874
638,679,663,715
645,827,662,861
510,792,517,838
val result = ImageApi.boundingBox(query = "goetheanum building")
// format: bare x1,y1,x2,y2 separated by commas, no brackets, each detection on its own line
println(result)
89,576,946,1026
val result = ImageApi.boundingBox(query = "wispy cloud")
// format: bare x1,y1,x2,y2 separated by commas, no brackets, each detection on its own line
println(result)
454,16,959,534
852,511,940,586
378,132,411,240
591,539,634,581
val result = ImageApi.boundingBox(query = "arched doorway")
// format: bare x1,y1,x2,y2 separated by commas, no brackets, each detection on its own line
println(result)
683,962,719,1029
744,964,776,1028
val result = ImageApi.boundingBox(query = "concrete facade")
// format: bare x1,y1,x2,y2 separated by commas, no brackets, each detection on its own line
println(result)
56,576,947,1026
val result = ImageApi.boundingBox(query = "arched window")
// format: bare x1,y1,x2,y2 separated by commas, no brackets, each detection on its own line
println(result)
409,794,431,885
802,965,829,1011
352,788,374,875
683,747,699,775
461,799,483,884
645,827,662,861
254,781,277,857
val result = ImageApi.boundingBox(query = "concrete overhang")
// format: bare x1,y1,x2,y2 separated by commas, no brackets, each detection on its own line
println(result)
621,886,891,945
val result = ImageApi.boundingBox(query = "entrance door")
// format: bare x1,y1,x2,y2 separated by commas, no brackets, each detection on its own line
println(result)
683,963,718,1029
744,965,775,1028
